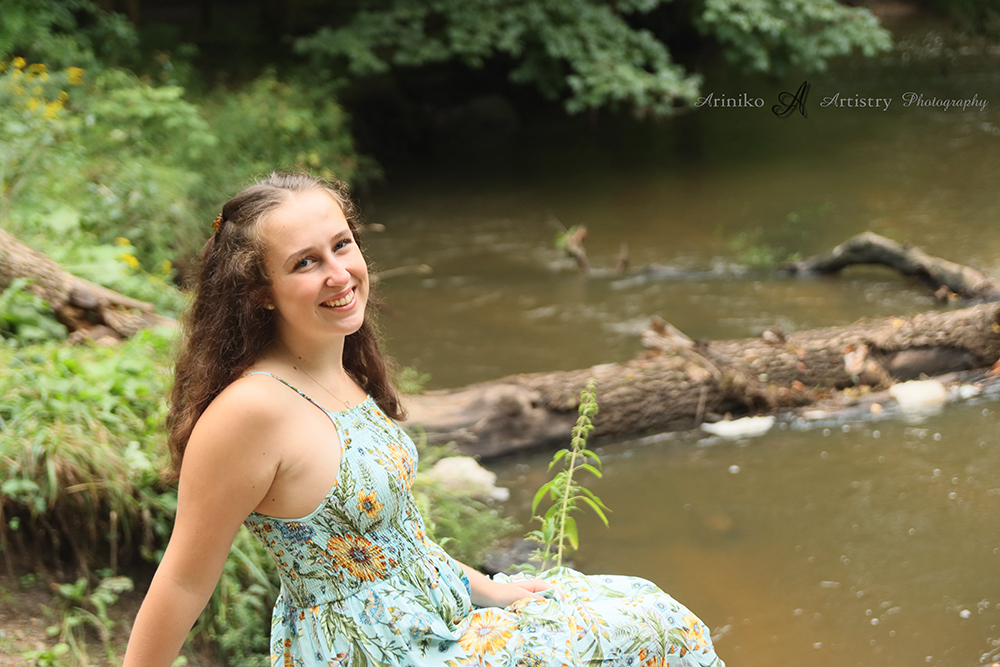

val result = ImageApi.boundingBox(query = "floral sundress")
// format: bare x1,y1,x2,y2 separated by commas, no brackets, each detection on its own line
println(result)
243,373,725,667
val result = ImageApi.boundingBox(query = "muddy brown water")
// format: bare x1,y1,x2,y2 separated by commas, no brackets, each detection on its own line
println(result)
363,14,1000,666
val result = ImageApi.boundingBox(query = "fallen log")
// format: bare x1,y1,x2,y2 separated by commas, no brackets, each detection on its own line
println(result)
786,231,1000,301
403,302,1000,458
0,229,175,341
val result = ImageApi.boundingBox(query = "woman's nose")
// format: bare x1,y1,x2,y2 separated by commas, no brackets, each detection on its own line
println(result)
324,257,351,285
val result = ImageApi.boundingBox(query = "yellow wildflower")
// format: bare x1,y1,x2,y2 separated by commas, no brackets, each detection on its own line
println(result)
32,85,42,95
161,259,173,276
27,98,39,111
66,67,84,86
357,490,384,519
39,71,50,82
28,63,46,74
44,100,63,119
12,57,26,69
121,253,140,270
115,237,130,246
58,91,68,102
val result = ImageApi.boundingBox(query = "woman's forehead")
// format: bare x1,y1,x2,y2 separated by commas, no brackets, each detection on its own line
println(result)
263,189,349,245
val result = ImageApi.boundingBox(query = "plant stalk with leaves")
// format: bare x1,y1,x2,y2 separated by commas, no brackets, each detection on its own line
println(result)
527,379,608,570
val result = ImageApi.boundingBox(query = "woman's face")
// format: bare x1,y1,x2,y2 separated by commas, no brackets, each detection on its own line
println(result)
262,188,369,344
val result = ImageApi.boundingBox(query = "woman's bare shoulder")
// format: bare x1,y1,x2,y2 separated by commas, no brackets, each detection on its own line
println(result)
185,373,299,459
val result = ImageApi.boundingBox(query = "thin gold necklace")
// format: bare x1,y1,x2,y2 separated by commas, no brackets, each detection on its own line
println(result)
295,365,353,409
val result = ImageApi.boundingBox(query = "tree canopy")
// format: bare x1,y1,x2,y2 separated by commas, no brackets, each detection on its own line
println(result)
295,0,892,117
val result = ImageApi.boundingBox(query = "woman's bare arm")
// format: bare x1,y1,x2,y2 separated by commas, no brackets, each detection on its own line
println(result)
123,382,284,667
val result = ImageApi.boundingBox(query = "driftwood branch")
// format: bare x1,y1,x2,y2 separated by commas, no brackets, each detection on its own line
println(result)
786,231,1000,301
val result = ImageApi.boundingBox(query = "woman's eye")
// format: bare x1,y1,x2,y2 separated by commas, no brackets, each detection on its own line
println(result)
294,257,313,270
334,239,352,252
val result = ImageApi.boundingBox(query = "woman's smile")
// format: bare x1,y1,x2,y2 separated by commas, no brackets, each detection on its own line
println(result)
321,287,357,310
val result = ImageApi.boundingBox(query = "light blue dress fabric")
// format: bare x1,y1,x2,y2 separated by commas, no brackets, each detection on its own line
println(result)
242,372,725,667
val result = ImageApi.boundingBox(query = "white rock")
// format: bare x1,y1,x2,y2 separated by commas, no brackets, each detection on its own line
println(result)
889,380,947,411
957,384,981,400
421,456,510,502
700,415,775,439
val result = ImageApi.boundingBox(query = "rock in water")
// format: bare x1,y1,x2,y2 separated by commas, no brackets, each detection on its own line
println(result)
420,456,510,501
888,379,947,410
700,415,776,439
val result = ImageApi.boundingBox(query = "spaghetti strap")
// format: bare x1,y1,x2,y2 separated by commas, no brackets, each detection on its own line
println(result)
242,370,333,420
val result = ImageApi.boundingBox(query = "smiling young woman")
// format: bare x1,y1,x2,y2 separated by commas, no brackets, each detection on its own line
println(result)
123,172,724,667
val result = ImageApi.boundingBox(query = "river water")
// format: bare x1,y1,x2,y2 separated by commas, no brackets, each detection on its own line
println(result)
363,13,1000,667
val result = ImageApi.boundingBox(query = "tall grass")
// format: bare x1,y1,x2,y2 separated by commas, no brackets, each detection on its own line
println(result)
0,327,177,577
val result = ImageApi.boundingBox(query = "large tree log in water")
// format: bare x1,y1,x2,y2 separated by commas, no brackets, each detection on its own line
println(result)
407,232,1000,457
404,302,1000,458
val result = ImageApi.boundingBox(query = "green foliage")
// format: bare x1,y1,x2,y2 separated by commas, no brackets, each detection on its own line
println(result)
526,380,607,570
0,57,82,224
202,71,371,188
297,0,890,118
2,4,365,275
296,0,702,117
44,574,134,663
20,642,71,667
412,438,518,567
696,0,892,75
0,279,68,344
925,0,1000,36
393,365,432,394
0,60,365,270
0,328,176,567
0,0,139,71
415,483,518,566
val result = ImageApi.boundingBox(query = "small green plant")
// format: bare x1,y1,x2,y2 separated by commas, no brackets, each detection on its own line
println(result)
21,642,71,667
526,379,608,570
393,365,432,395
45,574,134,663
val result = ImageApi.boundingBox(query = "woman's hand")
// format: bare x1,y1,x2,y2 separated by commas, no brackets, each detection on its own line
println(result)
470,576,553,608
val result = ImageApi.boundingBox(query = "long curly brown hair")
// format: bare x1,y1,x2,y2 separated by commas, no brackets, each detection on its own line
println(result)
166,172,404,476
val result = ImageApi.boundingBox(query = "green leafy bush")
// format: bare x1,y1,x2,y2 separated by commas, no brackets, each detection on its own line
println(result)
697,0,892,75
201,71,372,188
0,279,67,344
0,0,139,71
0,328,176,570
